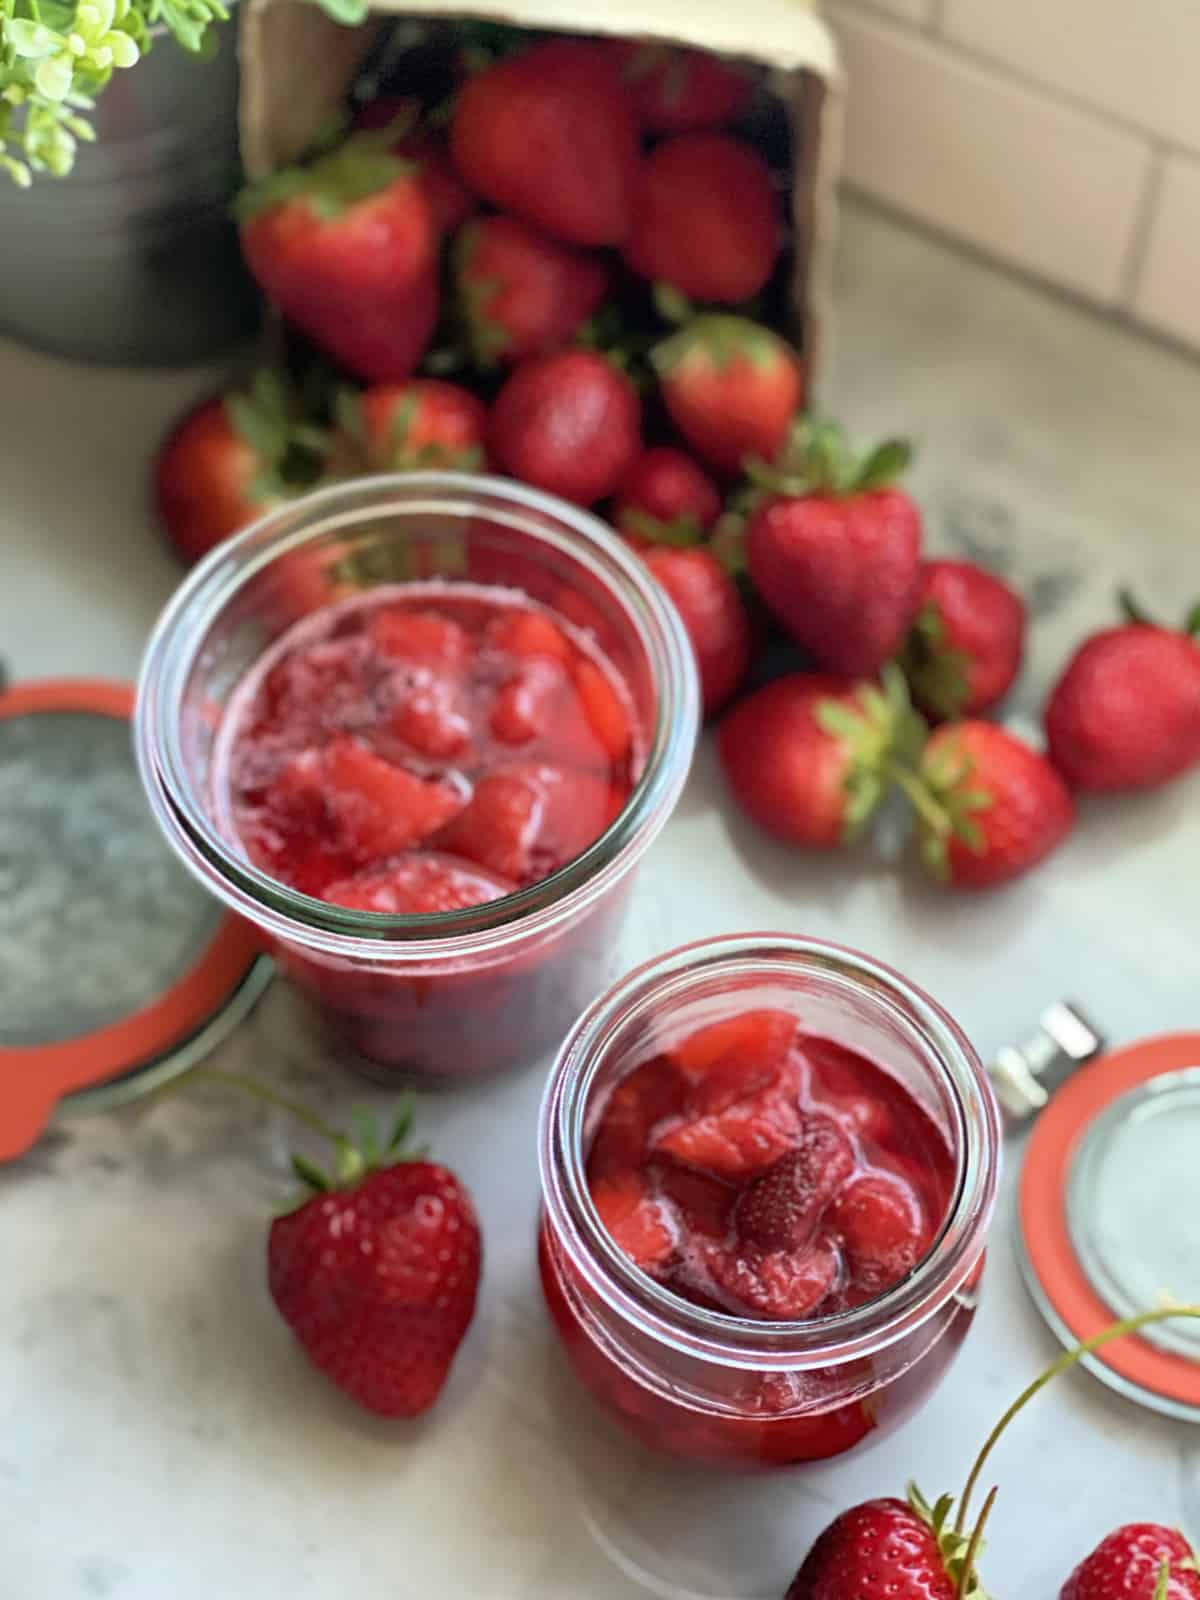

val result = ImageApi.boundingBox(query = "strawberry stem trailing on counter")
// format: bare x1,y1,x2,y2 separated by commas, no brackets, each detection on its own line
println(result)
954,1303,1200,1536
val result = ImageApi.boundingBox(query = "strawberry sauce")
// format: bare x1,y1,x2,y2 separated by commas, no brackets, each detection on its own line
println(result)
540,1008,970,1469
216,582,640,912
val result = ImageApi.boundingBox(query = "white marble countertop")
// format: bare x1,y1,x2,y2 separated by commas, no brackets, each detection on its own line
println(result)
3,202,1200,1599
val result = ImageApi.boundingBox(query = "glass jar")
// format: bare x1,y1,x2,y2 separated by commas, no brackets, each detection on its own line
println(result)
135,473,699,1082
538,935,1001,1469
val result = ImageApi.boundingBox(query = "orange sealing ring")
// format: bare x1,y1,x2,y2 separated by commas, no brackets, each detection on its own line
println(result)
1019,1031,1200,1411
0,679,263,1161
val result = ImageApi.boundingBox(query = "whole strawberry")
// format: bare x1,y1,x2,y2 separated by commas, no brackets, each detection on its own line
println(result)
912,720,1074,888
1045,600,1200,792
237,133,439,383
642,546,751,717
337,380,487,473
268,1102,481,1418
613,447,722,547
1061,1525,1200,1600
453,215,609,367
154,372,321,567
488,349,642,506
787,1494,970,1600
651,316,802,475
901,560,1026,719
718,669,921,846
625,133,779,305
745,421,922,677
450,40,640,246
609,40,752,134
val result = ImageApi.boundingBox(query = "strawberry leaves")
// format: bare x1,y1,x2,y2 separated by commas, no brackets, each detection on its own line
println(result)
815,665,928,842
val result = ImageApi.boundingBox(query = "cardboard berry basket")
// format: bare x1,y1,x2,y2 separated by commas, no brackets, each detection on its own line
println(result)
237,0,843,381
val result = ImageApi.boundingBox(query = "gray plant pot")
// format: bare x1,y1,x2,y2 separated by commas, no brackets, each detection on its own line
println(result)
0,16,260,367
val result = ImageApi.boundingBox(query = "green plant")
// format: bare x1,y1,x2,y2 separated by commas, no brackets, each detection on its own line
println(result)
0,0,368,185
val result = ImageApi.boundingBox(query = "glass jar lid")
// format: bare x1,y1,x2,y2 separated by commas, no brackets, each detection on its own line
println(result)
0,678,272,1161
1016,1030,1200,1421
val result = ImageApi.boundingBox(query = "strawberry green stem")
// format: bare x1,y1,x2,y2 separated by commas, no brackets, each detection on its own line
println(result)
955,1486,997,1600
189,1068,341,1145
955,1304,1200,1535
884,759,950,836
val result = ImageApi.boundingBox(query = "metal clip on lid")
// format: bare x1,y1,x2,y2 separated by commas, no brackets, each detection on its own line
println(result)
989,1001,1106,1121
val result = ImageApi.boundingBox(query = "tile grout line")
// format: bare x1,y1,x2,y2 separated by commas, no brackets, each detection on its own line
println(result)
1116,144,1167,309
830,0,1200,159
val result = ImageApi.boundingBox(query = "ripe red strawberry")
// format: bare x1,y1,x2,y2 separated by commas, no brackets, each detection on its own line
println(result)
237,133,439,383
626,133,779,305
717,670,922,847
609,40,753,134
453,215,609,366
154,372,324,567
450,40,640,247
1061,1525,1200,1600
787,1496,964,1600
488,350,642,506
911,720,1074,889
745,421,922,677
268,1102,481,1417
651,316,801,474
901,559,1026,719
612,447,722,546
641,546,751,717
340,380,487,472
1044,604,1200,792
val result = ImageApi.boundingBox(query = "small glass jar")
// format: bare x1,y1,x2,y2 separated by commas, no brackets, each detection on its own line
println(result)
538,935,1001,1470
135,473,699,1082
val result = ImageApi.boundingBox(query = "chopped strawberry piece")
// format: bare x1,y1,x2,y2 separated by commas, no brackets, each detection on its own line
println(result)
654,1081,802,1180
655,1164,734,1240
486,608,573,662
587,1055,686,1178
705,1233,841,1320
591,1172,674,1270
830,1174,930,1297
670,1009,797,1082
368,608,470,670
387,674,472,758
263,638,375,738
324,852,514,915
734,1114,856,1252
323,736,466,859
489,659,568,745
573,658,633,761
437,762,614,883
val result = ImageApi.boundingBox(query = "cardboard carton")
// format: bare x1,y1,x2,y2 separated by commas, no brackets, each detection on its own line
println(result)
238,0,842,377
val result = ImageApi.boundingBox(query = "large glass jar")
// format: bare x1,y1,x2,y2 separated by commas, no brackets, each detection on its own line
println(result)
538,935,1001,1468
136,473,699,1082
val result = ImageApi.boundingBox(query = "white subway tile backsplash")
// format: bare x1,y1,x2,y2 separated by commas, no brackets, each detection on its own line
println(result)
1132,154,1200,349
943,0,1200,155
829,6,1153,305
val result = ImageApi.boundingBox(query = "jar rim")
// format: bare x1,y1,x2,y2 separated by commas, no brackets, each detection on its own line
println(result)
135,472,699,962
538,933,1002,1372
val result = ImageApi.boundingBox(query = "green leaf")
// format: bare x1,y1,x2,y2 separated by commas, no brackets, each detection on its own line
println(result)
7,19,59,57
1118,586,1155,626
311,0,370,26
351,1106,380,1167
856,438,912,491
333,1137,366,1186
291,1153,330,1192
1184,602,1200,637
388,1099,416,1152
1153,1558,1170,1600
653,281,693,327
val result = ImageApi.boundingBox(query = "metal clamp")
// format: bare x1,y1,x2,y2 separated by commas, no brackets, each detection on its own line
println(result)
989,1001,1106,1122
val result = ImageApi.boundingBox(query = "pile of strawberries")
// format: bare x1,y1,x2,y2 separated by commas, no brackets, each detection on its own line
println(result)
154,22,1200,892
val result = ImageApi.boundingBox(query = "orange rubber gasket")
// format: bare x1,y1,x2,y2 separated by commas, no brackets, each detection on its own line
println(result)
0,679,261,1160
1020,1031,1200,1407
